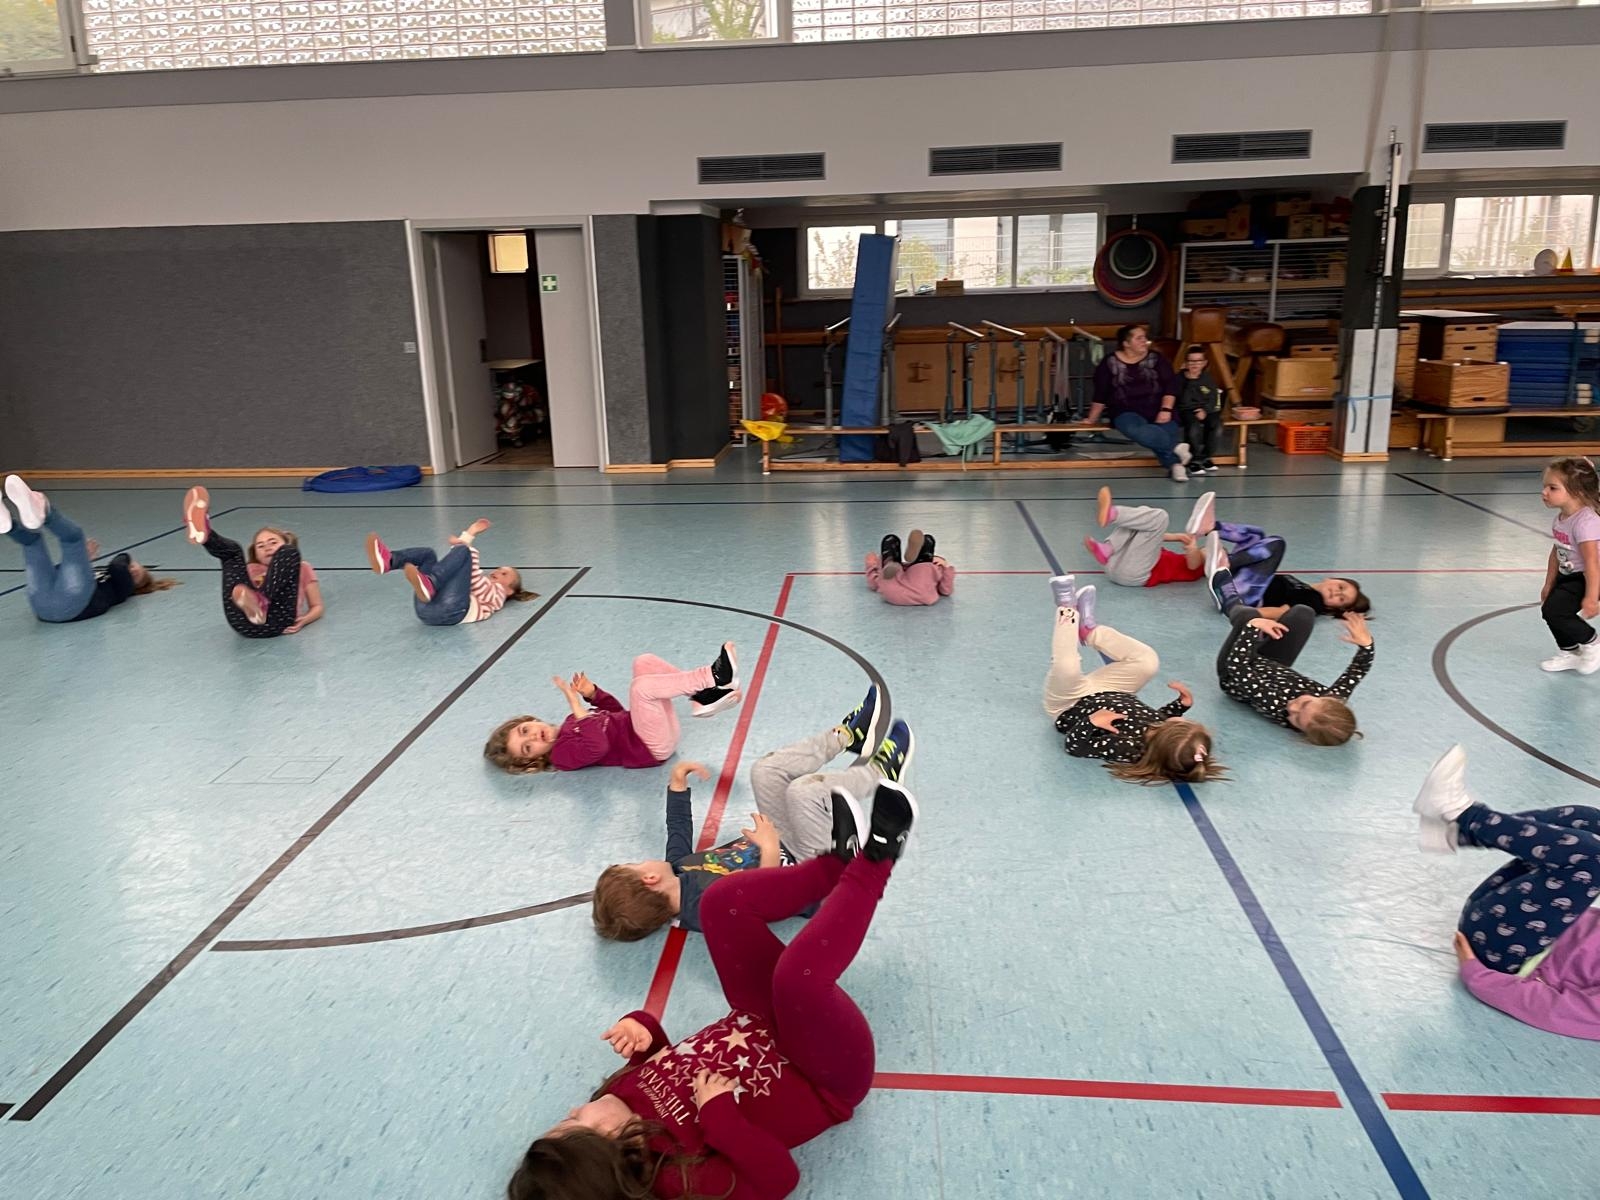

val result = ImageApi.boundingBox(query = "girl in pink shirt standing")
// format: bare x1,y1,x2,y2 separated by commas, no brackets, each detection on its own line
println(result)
865,529,955,607
182,486,323,638
365,519,536,626
1415,744,1600,1040
485,642,741,774
1537,456,1600,675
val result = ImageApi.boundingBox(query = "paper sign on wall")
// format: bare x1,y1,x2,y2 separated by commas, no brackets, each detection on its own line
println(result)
540,274,560,293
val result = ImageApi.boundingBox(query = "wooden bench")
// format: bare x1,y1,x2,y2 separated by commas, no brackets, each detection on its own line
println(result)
1405,407,1600,460
760,419,1272,473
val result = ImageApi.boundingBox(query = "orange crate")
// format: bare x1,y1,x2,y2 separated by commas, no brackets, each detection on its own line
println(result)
1277,421,1332,455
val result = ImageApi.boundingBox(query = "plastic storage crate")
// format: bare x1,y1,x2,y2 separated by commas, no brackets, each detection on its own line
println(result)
1277,420,1333,455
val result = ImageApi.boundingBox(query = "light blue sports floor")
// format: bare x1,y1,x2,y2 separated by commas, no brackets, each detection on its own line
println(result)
2,448,1598,1199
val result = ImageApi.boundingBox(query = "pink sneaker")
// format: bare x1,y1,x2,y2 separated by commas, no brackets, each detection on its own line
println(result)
231,583,267,625
404,562,435,603
1082,536,1111,565
5,475,49,530
366,532,392,574
182,485,211,544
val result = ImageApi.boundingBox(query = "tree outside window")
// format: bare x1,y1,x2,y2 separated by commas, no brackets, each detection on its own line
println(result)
0,0,68,67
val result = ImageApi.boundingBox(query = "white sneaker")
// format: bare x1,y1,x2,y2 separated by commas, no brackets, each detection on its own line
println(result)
1579,640,1600,676
1413,744,1473,853
4,475,48,530
1186,491,1217,537
1174,442,1193,466
1541,649,1583,673
1170,463,1189,483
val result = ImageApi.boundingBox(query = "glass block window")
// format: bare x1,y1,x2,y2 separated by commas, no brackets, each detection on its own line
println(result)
789,0,1368,40
81,0,605,73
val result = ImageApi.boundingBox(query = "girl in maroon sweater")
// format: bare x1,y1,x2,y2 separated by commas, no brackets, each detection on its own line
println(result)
485,643,740,775
508,779,918,1200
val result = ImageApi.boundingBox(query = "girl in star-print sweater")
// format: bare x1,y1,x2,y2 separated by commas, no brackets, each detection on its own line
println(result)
507,779,919,1200
1216,610,1375,746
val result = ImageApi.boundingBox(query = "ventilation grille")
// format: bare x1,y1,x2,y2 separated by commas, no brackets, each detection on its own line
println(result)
928,142,1063,176
1423,121,1566,153
697,153,825,185
1172,130,1312,163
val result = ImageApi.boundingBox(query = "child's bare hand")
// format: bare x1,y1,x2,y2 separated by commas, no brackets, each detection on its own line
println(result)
1248,618,1288,638
693,1069,738,1107
284,622,303,635
553,675,578,697
570,671,597,699
86,538,101,558
932,555,948,567
1583,598,1600,620
866,553,879,568
670,760,711,791
1340,612,1373,647
602,1017,652,1058
1088,709,1125,732
1453,931,1475,965
1167,681,1194,708
741,812,780,855
1175,532,1197,550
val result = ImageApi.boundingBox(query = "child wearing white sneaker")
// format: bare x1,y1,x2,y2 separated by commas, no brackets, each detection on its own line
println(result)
485,643,741,775
1041,575,1222,785
365,520,537,626
4,475,178,623
1414,745,1600,1040
1537,456,1600,675
1082,486,1209,588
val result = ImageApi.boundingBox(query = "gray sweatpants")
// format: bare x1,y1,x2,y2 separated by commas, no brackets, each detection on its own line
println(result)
750,729,884,861
1103,505,1173,587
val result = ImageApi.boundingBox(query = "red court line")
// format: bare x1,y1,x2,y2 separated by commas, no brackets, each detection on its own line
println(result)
874,1072,1341,1110
792,568,1541,577
641,574,794,1019
1384,1092,1600,1116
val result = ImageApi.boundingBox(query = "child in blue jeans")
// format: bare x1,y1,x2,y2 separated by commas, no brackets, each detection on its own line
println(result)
366,519,536,625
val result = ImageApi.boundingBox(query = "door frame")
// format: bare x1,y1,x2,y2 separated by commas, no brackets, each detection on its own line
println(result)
406,216,609,476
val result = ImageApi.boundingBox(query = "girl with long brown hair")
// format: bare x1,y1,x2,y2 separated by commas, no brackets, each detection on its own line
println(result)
507,779,918,1200
182,485,323,639
1042,573,1221,786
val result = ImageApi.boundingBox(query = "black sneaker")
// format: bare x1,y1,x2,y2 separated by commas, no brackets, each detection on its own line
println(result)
906,531,936,565
870,719,914,785
710,641,738,689
828,788,868,863
879,534,903,580
838,685,883,757
863,780,918,864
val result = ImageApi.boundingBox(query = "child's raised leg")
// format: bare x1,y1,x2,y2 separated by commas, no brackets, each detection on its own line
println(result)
626,647,733,761
199,528,271,638
1101,505,1170,587
255,541,304,636
8,503,98,622
1457,804,1600,972
1042,606,1159,715
393,543,474,626
1215,602,1316,672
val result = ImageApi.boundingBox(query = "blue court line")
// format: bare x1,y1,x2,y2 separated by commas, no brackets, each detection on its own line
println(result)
0,508,240,601
1173,784,1429,1199
1019,503,1429,1199
1394,473,1550,537
1014,500,1064,575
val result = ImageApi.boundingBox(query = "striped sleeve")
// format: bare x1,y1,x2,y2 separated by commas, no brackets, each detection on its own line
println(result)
468,548,507,617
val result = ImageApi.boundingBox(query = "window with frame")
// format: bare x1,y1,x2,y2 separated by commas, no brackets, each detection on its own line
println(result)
1405,193,1598,275
1,0,75,71
805,211,1100,296
644,0,776,42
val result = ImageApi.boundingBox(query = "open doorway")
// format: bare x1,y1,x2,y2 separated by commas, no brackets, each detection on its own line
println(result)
418,224,601,470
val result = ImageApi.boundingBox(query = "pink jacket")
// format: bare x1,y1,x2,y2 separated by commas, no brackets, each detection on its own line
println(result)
865,554,955,606
1461,907,1600,1040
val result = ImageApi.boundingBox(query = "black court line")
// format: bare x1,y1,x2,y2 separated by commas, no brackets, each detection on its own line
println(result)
1433,604,1600,791
211,891,594,952
0,1103,10,1119
7,565,590,1122
1394,474,1551,537
0,507,243,600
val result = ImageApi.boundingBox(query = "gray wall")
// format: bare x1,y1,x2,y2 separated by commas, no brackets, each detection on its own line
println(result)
0,222,428,471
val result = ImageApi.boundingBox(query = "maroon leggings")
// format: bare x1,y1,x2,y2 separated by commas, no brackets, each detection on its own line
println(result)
698,854,890,1108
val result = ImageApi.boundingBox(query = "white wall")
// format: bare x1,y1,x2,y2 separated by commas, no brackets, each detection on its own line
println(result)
2,42,1599,231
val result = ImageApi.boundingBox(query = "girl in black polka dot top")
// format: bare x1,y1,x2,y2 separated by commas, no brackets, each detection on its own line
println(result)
1217,611,1375,746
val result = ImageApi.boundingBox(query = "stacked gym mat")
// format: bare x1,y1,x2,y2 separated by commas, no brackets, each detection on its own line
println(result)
1496,321,1599,408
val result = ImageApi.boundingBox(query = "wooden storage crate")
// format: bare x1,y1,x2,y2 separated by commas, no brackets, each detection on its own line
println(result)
1277,421,1333,454
1291,342,1339,358
1424,414,1507,457
1389,409,1421,448
1264,400,1334,424
1413,314,1500,360
1395,321,1421,399
1286,214,1327,239
1413,359,1511,411
1260,356,1336,400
